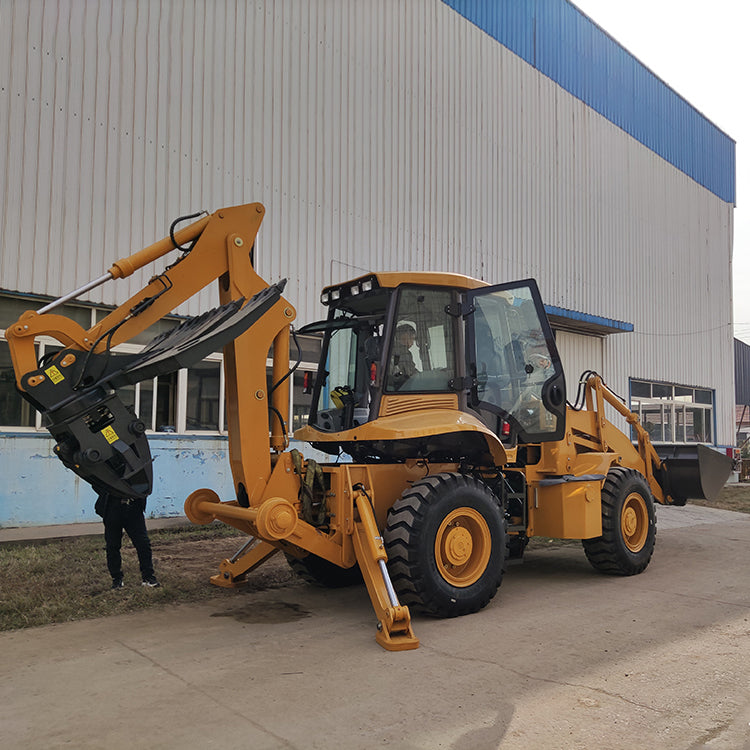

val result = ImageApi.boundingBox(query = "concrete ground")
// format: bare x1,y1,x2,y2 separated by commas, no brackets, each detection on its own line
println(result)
1,504,749,750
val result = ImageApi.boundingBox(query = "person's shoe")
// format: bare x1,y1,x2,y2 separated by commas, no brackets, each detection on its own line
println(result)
142,576,161,588
112,578,124,589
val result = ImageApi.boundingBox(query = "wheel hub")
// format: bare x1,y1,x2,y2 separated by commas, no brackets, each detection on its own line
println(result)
434,507,492,587
443,524,473,566
621,492,649,552
622,507,638,536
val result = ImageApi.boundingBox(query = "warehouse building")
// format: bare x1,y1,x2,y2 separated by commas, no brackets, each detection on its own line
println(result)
0,0,735,526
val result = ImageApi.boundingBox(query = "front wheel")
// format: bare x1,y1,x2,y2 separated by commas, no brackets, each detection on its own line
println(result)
383,473,506,617
583,468,656,576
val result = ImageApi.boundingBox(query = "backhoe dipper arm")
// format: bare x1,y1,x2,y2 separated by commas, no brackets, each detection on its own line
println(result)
7,203,295,499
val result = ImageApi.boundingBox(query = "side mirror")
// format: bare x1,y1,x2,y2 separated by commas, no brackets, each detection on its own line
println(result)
542,374,566,409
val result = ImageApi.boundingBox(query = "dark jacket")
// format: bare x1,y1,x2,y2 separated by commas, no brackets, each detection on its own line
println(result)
95,493,146,518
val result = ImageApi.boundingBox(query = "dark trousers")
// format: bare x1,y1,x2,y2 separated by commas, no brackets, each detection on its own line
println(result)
103,498,154,581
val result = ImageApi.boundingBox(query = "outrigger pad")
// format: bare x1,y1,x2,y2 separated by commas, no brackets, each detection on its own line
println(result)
16,280,287,499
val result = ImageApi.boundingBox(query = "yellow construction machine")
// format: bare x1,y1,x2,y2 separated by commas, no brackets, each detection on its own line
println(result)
8,203,732,650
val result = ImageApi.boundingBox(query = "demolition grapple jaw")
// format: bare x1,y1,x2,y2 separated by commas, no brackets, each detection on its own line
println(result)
18,282,286,499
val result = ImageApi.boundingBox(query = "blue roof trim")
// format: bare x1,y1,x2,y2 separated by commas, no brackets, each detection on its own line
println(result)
545,305,634,335
441,0,736,204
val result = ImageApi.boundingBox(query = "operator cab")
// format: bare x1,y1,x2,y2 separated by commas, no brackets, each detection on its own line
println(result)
298,273,566,457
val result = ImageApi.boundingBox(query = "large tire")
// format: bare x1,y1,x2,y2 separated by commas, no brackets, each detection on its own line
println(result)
285,553,363,588
383,473,506,617
583,468,656,576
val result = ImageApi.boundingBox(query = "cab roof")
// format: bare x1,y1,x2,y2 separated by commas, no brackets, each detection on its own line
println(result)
321,271,490,296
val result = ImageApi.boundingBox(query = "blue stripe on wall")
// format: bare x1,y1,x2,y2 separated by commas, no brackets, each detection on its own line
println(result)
441,0,736,204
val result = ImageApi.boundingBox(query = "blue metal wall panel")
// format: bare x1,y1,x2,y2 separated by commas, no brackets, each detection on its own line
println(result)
441,0,736,204
0,434,331,527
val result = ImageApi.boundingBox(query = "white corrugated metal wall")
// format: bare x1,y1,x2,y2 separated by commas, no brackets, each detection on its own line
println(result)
0,0,734,443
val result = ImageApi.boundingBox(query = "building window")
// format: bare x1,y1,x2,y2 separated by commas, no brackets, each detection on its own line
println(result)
186,359,222,432
0,340,36,427
130,373,179,432
1,316,322,438
630,379,713,443
0,336,68,429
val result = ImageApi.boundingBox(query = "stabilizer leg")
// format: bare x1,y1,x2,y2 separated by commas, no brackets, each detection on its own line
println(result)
352,491,419,651
210,537,279,588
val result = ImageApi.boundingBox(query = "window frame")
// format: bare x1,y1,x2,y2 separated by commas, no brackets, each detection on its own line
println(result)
629,378,714,445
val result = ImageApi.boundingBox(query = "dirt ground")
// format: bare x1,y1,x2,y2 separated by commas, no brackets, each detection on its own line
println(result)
152,534,299,592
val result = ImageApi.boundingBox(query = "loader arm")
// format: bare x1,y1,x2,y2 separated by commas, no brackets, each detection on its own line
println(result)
565,374,730,505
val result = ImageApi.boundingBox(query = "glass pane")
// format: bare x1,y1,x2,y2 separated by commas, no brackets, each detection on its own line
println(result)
139,378,155,429
663,404,673,441
642,406,664,442
472,286,559,434
694,389,713,405
186,361,221,431
631,381,651,398
652,383,672,399
61,304,94,330
118,383,136,412
328,327,358,396
296,334,323,363
675,405,685,442
0,297,40,329
674,386,693,401
385,288,456,392
310,310,385,433
155,372,178,432
0,340,36,426
686,407,711,442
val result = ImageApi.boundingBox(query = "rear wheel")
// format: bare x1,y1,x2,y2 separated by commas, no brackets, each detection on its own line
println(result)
583,468,656,575
383,473,506,617
285,553,362,588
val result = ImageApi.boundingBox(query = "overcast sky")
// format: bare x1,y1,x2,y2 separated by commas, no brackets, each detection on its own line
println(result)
570,0,749,342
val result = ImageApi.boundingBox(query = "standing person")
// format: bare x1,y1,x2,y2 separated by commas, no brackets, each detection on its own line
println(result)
95,493,160,589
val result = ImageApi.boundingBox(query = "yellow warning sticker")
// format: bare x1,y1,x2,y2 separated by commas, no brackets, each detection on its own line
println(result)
101,426,119,444
45,365,65,384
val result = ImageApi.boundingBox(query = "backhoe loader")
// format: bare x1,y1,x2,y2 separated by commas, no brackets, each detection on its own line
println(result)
7,203,732,650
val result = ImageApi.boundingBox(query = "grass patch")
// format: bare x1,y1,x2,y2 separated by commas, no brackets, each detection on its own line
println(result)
690,483,750,514
0,524,250,631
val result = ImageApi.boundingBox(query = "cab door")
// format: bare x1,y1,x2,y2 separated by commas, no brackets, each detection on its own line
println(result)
465,279,566,443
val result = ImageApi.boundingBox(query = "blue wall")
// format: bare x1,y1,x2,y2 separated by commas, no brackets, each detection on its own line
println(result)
0,433,330,527
442,0,736,204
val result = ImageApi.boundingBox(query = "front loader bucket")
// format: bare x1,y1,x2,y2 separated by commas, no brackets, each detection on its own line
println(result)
656,444,733,503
